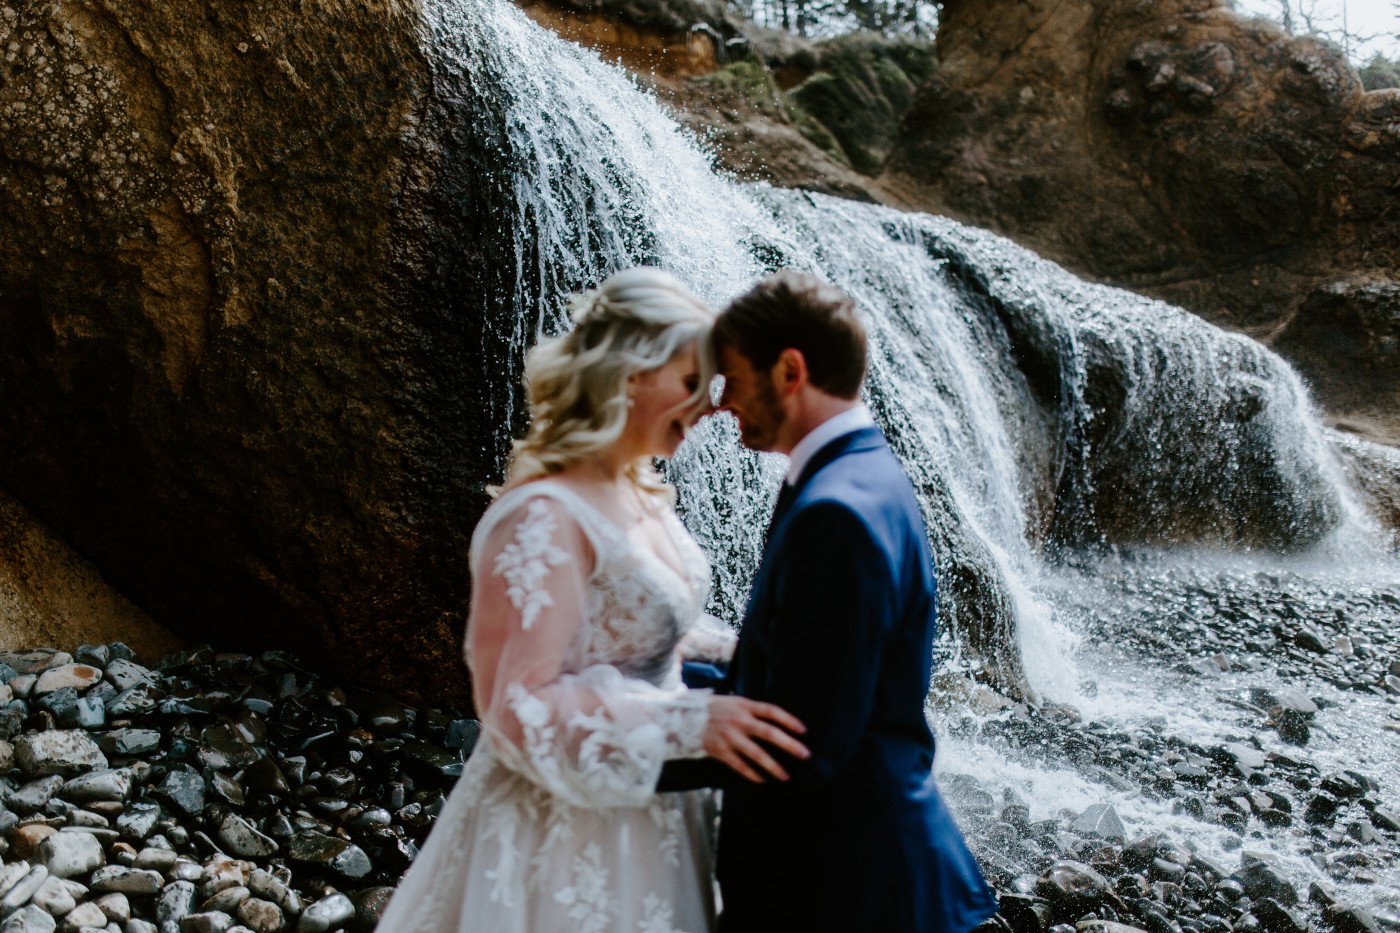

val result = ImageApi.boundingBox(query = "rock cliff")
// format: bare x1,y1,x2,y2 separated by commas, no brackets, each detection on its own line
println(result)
882,0,1400,445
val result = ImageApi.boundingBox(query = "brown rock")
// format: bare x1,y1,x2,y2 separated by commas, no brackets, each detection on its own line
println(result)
0,0,541,703
883,0,1400,443
8,823,58,860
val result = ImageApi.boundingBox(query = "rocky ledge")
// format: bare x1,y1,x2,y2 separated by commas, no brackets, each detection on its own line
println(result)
0,645,475,933
950,559,1400,933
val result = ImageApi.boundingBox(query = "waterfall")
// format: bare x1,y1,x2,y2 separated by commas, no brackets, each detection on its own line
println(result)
425,0,1400,906
426,0,1374,687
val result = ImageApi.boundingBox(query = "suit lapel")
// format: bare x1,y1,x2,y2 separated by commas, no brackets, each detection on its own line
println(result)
728,425,885,694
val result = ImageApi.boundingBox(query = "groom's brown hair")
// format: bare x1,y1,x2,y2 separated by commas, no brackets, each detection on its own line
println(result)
713,270,867,399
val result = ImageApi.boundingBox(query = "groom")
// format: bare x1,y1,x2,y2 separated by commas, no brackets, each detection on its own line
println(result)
661,271,997,933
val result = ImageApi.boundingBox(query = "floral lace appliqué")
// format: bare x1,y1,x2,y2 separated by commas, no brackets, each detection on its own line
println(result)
638,892,687,933
554,842,614,933
493,498,571,630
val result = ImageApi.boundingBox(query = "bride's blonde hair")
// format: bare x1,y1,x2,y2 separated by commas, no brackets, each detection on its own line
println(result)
501,267,716,500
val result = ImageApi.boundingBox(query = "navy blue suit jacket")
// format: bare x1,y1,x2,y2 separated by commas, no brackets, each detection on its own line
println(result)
662,425,996,933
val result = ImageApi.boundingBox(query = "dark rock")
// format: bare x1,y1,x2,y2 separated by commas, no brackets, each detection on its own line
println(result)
444,719,482,753
108,685,158,719
242,758,292,797
1324,905,1384,933
1255,899,1307,933
1272,709,1310,746
116,802,161,842
1370,807,1400,832
351,886,396,932
155,770,207,817
199,724,261,772
1235,859,1297,906
400,741,464,787
285,831,372,880
1150,859,1186,884
1304,792,1340,825
1036,861,1123,918
1121,835,1159,872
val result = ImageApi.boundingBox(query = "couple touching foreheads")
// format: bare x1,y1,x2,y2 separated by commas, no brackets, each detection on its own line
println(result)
377,269,996,933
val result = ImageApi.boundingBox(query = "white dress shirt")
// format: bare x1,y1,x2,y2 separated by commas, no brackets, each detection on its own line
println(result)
784,405,875,485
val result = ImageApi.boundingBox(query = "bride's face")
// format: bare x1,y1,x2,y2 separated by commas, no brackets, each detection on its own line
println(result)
625,340,714,460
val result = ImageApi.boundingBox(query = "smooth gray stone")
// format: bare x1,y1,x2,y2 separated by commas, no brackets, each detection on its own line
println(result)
61,902,107,929
62,697,106,730
66,811,107,832
94,893,130,924
293,894,353,933
0,904,56,933
243,873,288,916
133,849,177,874
13,733,107,778
72,647,110,670
215,817,276,861
8,777,66,816
102,662,157,694
0,652,72,676
284,832,370,880
56,826,120,846
35,832,104,879
178,912,233,933
116,805,161,843
157,883,198,925
7,677,36,700
98,732,160,760
169,860,202,884
0,864,31,903
126,920,159,933
59,770,132,804
1071,804,1127,843
154,773,204,818
33,664,103,696
26,876,73,917
107,686,157,719
0,867,49,918
1223,742,1266,771
233,899,281,933
89,868,164,897
200,888,248,915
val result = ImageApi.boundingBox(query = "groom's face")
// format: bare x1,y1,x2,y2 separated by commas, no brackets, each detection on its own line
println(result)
717,345,785,452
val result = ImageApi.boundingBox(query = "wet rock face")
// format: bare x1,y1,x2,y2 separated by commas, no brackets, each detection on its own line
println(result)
884,0,1400,443
0,0,529,702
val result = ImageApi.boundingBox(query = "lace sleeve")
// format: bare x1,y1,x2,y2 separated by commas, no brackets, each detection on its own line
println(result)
678,612,738,664
467,492,711,809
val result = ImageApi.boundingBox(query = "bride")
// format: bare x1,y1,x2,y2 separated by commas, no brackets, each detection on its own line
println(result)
376,268,809,933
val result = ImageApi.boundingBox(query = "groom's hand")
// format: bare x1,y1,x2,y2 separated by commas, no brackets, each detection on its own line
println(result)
702,697,809,783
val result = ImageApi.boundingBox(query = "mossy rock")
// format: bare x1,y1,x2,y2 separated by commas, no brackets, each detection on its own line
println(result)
695,59,790,119
787,34,937,175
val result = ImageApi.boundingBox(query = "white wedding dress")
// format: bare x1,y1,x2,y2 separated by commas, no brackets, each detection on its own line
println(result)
376,481,737,933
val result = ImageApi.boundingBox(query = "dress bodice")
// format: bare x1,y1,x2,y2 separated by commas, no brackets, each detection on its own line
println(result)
472,481,713,689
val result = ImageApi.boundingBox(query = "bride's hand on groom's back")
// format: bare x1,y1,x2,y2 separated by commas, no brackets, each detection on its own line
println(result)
702,697,809,783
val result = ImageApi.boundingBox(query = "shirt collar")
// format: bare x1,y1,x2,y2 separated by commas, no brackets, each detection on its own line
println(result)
784,405,874,485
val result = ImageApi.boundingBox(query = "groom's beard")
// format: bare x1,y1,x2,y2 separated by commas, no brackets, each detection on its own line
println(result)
737,376,786,452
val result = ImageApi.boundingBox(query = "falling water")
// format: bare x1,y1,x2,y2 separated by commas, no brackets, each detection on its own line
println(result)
424,0,1400,912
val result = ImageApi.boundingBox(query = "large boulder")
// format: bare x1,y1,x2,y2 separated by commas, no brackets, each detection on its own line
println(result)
0,0,531,702
884,0,1400,443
